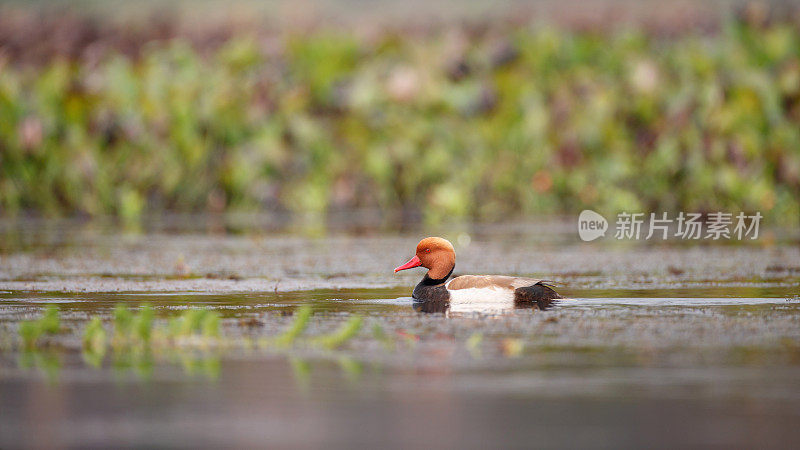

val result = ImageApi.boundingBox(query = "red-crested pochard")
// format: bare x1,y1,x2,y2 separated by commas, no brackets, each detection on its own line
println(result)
394,237,562,311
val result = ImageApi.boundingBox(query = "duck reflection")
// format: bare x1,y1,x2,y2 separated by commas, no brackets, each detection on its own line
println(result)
412,300,450,314
413,299,551,315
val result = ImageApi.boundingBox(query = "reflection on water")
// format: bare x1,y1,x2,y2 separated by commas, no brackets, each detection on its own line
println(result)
18,350,61,385
19,347,223,384
412,299,548,314
413,300,450,314
3,347,800,448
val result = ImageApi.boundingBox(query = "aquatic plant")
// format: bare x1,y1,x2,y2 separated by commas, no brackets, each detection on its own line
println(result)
112,305,134,341
13,300,376,381
17,305,62,348
201,312,221,338
18,321,43,349
83,316,107,352
38,305,61,334
131,305,155,343
273,306,313,347
266,306,363,349
314,316,363,349
181,310,206,336
167,308,223,340
112,304,155,346
82,317,108,367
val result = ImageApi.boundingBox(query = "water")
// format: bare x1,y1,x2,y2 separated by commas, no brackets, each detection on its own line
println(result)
1,219,799,448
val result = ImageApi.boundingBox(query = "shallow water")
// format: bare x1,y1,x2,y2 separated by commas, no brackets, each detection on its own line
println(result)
1,219,799,448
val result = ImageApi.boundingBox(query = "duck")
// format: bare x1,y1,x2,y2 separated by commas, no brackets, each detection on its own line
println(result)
394,237,562,311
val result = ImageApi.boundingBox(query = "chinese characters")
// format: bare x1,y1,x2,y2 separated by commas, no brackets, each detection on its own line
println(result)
613,212,761,240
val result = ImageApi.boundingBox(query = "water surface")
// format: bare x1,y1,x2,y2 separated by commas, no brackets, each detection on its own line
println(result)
1,219,799,448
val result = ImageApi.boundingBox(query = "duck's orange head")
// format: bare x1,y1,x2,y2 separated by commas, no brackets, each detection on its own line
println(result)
394,237,456,279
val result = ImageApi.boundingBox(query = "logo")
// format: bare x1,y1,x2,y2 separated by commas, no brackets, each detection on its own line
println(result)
577,210,761,242
578,209,608,241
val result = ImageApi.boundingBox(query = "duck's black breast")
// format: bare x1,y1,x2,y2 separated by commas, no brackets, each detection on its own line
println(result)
411,271,453,302
412,282,449,302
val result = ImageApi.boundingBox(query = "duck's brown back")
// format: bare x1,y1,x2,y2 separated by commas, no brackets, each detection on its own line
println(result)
446,275,542,291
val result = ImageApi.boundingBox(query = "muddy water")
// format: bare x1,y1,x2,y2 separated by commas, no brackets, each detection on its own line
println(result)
1,219,799,448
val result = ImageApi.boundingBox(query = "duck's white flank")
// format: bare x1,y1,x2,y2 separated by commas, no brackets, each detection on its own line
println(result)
444,280,516,305
445,285,516,313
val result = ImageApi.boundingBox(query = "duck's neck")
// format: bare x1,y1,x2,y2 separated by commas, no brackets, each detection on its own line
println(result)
422,266,454,285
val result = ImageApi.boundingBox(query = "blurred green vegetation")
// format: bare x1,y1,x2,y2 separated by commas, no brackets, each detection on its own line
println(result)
0,12,799,224
18,304,61,348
